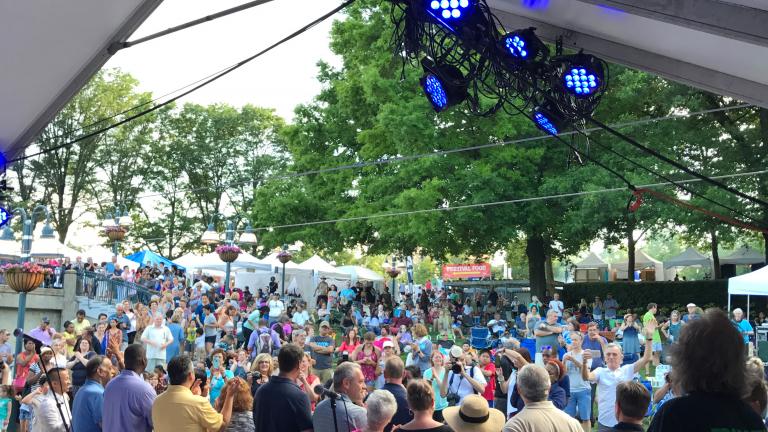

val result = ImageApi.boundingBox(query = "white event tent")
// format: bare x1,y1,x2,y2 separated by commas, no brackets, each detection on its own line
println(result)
727,265,768,319
663,247,711,269
612,250,666,281
174,252,271,273
573,252,609,282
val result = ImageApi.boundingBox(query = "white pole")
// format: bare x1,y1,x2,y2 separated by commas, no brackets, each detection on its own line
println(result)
727,294,731,318
747,295,751,323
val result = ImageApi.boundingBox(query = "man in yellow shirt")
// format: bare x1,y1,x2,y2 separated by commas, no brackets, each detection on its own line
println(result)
152,354,236,432
72,310,92,336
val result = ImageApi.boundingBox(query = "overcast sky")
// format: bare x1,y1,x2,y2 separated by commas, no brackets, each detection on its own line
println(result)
105,0,343,121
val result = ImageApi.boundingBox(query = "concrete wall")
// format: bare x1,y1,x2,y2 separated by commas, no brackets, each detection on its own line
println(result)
0,270,77,349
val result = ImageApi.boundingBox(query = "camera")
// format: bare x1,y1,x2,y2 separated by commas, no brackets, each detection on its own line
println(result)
342,351,349,361
446,392,460,406
451,362,463,375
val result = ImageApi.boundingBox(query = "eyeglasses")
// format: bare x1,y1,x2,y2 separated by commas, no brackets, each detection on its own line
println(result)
258,361,270,364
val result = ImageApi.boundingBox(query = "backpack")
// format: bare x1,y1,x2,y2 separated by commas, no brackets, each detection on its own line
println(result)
257,331,273,355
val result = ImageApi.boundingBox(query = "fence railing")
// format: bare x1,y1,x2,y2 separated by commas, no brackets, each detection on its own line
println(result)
77,271,157,306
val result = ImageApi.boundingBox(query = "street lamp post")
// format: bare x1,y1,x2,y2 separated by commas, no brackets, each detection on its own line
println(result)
0,205,60,356
384,257,402,303
102,203,131,256
201,217,257,293
277,244,293,299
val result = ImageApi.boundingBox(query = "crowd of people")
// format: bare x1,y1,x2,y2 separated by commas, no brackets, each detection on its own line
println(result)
1,271,767,432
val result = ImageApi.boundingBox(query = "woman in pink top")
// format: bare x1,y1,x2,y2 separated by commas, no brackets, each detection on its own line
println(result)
336,328,361,358
353,332,380,390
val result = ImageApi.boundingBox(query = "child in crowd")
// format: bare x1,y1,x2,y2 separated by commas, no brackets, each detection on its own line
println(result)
0,385,12,432
186,320,198,354
194,327,206,362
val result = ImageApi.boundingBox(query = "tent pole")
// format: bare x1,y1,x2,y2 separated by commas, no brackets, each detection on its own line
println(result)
748,295,751,323
727,294,731,318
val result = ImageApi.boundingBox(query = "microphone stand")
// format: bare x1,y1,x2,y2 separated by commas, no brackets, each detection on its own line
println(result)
330,394,339,432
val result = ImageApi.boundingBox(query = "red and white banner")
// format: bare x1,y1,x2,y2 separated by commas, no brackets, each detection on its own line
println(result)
442,263,491,279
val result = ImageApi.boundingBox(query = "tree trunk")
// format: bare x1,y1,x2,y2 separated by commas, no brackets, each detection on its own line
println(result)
627,219,636,281
711,229,722,279
526,233,547,299
763,232,768,265
544,254,556,296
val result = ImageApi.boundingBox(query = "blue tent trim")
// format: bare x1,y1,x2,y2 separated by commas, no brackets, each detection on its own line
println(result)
125,250,185,271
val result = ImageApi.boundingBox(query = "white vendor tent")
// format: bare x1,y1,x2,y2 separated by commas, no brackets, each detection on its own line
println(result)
261,252,302,270
336,265,385,282
727,264,768,321
664,247,712,269
612,250,666,281
573,252,609,282
174,252,271,273
298,255,351,281
721,246,766,266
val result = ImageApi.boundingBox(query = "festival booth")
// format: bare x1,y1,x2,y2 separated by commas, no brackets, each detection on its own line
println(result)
126,250,185,271
572,252,609,282
663,247,712,280
174,251,271,273
245,252,315,301
611,250,666,281
721,246,766,279
298,255,351,307
728,265,768,358
336,265,385,291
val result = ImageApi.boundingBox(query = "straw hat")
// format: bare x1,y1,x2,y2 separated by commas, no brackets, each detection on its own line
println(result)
444,394,506,432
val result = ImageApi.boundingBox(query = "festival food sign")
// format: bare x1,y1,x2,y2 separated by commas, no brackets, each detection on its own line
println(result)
442,263,491,279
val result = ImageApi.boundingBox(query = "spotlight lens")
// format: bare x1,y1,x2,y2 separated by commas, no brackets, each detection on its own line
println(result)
534,112,558,135
564,65,600,97
520,50,527,57
460,0,469,6
442,9,451,18
441,0,449,8
431,0,440,8
579,68,586,75
450,0,459,7
451,8,461,17
424,74,449,111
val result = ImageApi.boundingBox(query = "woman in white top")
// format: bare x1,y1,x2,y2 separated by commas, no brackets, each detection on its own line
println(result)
562,331,593,432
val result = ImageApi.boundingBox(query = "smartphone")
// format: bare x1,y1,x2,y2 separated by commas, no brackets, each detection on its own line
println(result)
589,349,601,359
212,357,220,369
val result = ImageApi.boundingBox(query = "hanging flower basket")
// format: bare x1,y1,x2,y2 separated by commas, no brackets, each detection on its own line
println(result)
216,245,241,263
277,250,293,264
104,226,127,242
1,263,52,293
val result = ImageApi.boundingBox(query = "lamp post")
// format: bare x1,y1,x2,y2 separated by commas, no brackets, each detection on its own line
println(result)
201,217,257,293
384,257,402,303
102,203,131,256
277,244,293,299
0,205,61,357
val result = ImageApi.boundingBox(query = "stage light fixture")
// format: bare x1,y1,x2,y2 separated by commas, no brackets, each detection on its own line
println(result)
427,0,474,21
532,101,568,135
420,57,468,112
501,28,547,63
557,53,604,98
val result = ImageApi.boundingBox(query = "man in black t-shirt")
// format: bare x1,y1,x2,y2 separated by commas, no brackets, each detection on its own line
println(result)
379,356,413,432
252,344,313,432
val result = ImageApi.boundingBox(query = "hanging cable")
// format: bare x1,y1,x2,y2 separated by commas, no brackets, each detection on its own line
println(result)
8,0,357,164
588,116,768,209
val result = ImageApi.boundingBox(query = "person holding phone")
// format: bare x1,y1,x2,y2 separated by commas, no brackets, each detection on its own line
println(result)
208,349,234,406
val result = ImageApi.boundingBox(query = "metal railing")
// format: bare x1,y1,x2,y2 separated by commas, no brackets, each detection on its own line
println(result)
77,271,157,306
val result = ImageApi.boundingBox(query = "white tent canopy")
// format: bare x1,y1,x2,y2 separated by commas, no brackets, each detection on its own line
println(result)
727,265,768,320
78,246,139,270
729,265,768,296
336,265,385,282
574,252,609,269
261,252,302,270
664,247,712,269
174,252,271,273
298,255,351,280
612,250,667,281
721,246,766,265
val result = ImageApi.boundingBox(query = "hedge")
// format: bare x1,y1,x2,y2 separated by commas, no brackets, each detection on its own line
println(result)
561,280,731,316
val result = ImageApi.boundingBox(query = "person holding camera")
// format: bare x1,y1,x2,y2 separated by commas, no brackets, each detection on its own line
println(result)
439,346,487,407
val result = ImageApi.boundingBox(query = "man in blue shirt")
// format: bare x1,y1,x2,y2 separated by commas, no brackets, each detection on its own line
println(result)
72,355,114,432
732,307,754,345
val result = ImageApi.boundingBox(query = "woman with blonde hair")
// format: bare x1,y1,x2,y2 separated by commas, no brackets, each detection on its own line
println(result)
411,324,433,374
249,353,273,396
296,352,321,410
166,310,185,361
